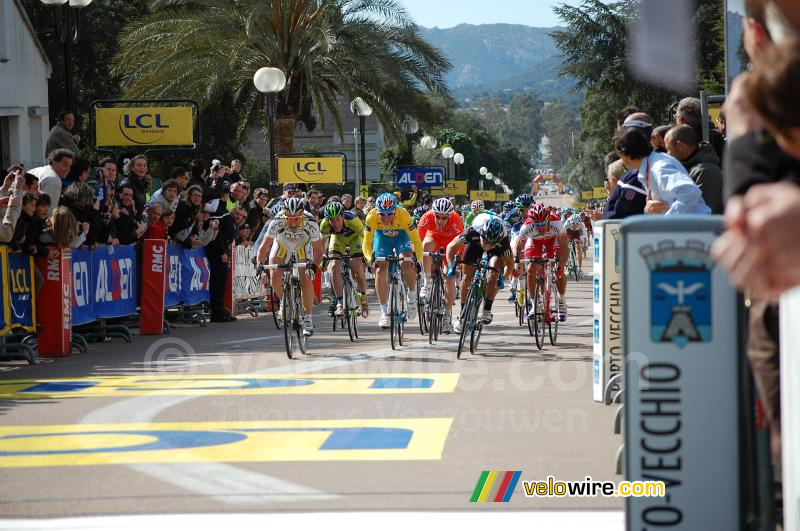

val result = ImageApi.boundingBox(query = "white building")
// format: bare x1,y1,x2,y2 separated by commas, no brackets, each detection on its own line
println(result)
0,0,51,170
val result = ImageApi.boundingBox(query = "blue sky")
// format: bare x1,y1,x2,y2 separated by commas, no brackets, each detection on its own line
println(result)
397,0,589,28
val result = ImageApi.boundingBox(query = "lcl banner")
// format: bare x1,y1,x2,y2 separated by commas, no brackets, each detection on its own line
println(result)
95,105,195,148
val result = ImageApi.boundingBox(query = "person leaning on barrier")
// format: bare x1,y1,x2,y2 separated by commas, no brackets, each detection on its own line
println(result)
148,179,181,213
603,158,646,219
28,149,74,208
170,185,204,247
114,184,147,245
665,124,724,214
613,125,710,215
60,182,107,248
714,35,800,300
247,188,269,237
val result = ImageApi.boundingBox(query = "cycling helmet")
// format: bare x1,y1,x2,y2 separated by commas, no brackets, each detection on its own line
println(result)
471,199,485,211
479,216,507,244
323,201,345,220
568,213,582,224
285,197,304,216
515,193,534,209
375,193,397,214
502,201,514,212
270,202,285,218
413,205,430,220
432,198,454,215
460,205,470,213
529,203,551,224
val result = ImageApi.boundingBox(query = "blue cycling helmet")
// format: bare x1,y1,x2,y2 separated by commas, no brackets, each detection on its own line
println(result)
413,205,430,218
375,193,397,214
480,217,507,244
502,201,514,212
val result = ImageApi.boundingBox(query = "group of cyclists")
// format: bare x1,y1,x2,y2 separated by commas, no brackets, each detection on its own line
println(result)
254,185,593,342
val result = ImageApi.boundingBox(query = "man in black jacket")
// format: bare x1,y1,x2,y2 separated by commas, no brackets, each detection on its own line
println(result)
665,125,724,214
206,181,237,322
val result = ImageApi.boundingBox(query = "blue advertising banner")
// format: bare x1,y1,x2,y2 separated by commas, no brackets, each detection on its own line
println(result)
395,166,445,189
165,245,182,308
178,247,210,305
0,249,10,335
71,248,94,326
7,252,35,332
91,245,138,318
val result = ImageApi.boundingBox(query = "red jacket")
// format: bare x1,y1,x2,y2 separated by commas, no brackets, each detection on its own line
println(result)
143,219,168,240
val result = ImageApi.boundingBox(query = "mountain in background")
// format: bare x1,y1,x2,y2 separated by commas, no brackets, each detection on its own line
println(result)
418,23,582,106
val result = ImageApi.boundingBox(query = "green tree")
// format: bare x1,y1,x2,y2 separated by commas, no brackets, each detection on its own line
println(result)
541,101,578,173
113,0,452,159
552,0,725,192
500,91,545,159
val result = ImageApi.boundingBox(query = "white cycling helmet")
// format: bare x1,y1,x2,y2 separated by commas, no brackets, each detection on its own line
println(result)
432,198,454,215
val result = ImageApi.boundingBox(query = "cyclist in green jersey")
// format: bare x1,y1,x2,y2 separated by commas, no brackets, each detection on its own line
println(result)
320,201,369,317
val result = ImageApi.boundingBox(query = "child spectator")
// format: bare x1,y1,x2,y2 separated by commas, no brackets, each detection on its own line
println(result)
10,193,37,251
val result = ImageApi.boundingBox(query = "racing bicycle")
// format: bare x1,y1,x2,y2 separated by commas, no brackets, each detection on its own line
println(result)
323,248,361,342
453,256,500,359
529,258,560,350
422,248,446,344
374,252,414,350
261,255,311,358
567,238,581,283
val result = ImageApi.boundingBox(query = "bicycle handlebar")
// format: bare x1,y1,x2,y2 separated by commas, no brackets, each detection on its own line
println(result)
373,256,415,263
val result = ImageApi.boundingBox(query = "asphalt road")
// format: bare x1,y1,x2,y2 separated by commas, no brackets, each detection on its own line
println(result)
0,254,623,523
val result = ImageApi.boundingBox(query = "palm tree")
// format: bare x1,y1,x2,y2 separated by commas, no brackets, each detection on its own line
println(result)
113,0,452,155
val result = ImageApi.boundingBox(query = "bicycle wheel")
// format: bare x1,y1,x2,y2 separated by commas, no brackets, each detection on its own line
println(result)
417,276,428,335
398,282,406,347
570,243,580,283
533,280,545,350
549,286,559,346
389,281,398,351
268,287,281,329
296,284,308,355
345,282,357,343
282,287,295,359
428,275,441,344
519,279,527,327
457,283,479,359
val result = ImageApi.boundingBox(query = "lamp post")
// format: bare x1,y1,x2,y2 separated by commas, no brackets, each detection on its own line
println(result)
41,0,93,112
479,166,488,191
441,146,454,179
453,153,464,179
253,67,287,187
351,97,373,195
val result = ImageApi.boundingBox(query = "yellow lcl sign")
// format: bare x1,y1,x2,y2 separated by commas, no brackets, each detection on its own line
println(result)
277,157,345,184
95,107,194,147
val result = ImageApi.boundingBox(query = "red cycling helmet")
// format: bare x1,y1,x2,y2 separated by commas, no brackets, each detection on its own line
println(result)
528,203,551,224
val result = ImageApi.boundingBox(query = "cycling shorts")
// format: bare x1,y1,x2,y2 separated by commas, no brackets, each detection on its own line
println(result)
423,234,457,265
328,233,363,257
372,228,413,258
462,236,512,267
270,240,313,262
524,238,563,270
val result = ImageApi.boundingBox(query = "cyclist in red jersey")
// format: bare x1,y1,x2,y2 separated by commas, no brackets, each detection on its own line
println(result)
418,198,464,333
516,204,569,321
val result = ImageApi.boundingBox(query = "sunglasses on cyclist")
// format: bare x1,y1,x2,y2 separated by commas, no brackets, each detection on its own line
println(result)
378,212,394,218
435,214,450,221
286,215,303,223
534,222,549,228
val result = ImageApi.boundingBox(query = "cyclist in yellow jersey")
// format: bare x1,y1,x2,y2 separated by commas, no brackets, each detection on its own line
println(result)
363,193,423,328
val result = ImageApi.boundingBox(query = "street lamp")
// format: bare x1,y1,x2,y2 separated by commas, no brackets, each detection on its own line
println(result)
478,167,489,190
351,97,373,194
41,0,93,112
420,135,437,150
441,146,454,179
453,153,464,179
254,67,287,187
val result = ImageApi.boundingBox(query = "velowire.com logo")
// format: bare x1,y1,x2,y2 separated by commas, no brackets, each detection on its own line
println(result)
469,471,521,503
